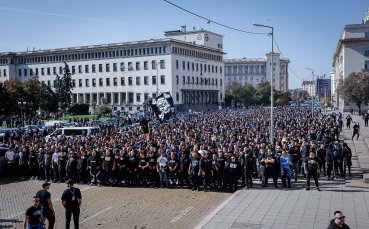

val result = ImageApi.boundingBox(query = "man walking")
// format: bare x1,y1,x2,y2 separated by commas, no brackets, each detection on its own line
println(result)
327,211,351,229
352,122,360,140
36,181,55,229
61,179,82,229
23,196,45,229
304,152,320,191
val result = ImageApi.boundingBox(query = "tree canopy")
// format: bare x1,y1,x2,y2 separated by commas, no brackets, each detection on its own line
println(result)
337,70,369,110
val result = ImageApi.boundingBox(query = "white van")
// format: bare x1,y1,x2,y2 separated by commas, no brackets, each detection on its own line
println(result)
45,127,100,142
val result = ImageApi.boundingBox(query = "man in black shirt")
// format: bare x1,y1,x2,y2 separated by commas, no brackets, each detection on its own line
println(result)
304,152,320,191
199,151,213,191
88,150,101,186
36,182,55,229
23,196,44,229
61,179,82,229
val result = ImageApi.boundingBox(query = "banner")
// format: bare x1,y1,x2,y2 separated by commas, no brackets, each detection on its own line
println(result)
150,92,175,123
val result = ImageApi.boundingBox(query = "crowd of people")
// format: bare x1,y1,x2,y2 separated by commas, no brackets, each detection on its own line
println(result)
2,107,354,193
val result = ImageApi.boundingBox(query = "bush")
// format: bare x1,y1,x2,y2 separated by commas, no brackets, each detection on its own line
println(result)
95,105,112,116
68,104,89,115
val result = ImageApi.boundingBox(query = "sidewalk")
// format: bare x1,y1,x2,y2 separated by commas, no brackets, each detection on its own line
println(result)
197,113,369,229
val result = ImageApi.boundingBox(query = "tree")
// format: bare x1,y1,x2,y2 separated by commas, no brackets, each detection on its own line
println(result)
3,79,23,115
274,91,289,106
337,70,369,111
69,104,89,115
254,81,271,105
55,62,74,112
0,82,10,115
95,105,112,116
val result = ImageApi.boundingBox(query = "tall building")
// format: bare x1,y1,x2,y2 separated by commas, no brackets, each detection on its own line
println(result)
332,7,369,111
301,80,315,97
0,26,225,113
316,76,331,102
224,53,289,92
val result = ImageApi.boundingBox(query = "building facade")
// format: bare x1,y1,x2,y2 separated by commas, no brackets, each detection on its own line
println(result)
224,53,289,92
301,80,315,98
316,76,331,102
332,8,369,111
0,27,225,113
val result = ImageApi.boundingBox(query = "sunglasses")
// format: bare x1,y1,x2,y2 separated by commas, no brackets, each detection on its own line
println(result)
336,216,345,220
33,200,40,202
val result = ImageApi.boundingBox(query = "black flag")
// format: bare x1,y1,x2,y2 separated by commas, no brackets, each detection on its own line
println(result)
150,92,175,123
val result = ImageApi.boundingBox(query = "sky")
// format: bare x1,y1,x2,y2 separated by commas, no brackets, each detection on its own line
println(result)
0,0,368,89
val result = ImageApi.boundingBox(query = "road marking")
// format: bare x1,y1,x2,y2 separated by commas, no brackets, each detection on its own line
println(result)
3,185,93,220
171,206,193,223
80,206,113,224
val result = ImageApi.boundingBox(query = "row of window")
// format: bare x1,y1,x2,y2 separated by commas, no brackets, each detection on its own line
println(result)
13,46,167,65
172,46,222,61
176,60,222,74
225,65,266,75
175,75,222,86
17,60,166,77
227,76,266,81
0,69,6,77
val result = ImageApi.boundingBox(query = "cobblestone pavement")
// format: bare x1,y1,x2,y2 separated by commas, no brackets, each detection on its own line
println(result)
0,180,231,229
198,114,369,229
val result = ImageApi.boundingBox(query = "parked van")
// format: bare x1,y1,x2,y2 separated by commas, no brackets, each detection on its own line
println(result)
45,127,100,142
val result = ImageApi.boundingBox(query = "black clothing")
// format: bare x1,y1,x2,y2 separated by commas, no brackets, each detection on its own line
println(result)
35,189,55,229
25,206,43,225
61,187,82,229
327,219,351,229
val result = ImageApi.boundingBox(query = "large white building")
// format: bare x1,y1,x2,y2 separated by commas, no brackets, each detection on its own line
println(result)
0,26,225,112
301,80,316,97
224,53,289,92
332,8,369,111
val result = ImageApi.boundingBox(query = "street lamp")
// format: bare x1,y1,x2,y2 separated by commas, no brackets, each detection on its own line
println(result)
253,23,274,145
17,101,26,127
306,68,315,117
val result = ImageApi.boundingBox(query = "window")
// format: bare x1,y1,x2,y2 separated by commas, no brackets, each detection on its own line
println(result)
78,65,82,73
30,69,33,76
79,79,82,87
365,49,369,56
144,76,149,85
113,77,117,86
99,64,103,72
220,66,222,74
160,75,165,84
152,75,157,85
183,76,185,85
121,77,125,86
92,78,96,87
18,69,22,77
136,93,141,102
151,60,157,69
144,61,148,70
99,78,103,86
113,63,117,72
128,93,134,103
106,78,110,86
182,61,185,70
41,68,45,75
85,79,89,87
85,65,89,73
160,60,165,69
220,79,223,86
136,76,140,85
35,68,39,76
365,60,369,70
53,67,57,75
144,93,149,101
128,77,133,85
24,69,27,77
176,75,179,84
128,62,134,71
91,64,96,73
71,66,75,74
176,60,179,69
59,66,63,74
120,62,125,71
3,69,6,77
106,63,110,72
176,92,179,101
136,62,140,70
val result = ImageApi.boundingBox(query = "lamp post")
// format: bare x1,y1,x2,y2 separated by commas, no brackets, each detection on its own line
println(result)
253,23,274,145
17,101,26,127
306,68,315,117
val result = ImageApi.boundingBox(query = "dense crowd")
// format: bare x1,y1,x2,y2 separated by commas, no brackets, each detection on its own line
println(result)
2,107,353,192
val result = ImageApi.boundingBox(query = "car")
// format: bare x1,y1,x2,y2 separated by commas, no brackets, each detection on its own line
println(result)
0,146,9,176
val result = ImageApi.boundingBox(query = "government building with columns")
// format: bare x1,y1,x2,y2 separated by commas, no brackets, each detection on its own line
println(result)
0,26,225,113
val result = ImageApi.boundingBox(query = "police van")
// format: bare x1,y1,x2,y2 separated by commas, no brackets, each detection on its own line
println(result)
45,127,100,142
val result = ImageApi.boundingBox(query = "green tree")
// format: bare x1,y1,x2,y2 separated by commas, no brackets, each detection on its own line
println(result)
3,79,24,115
95,105,112,116
0,82,10,115
338,70,369,111
254,81,271,105
55,62,74,112
274,91,289,106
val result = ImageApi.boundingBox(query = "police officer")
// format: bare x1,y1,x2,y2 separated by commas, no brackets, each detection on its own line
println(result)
36,181,55,229
304,151,320,191
199,151,213,191
61,179,82,229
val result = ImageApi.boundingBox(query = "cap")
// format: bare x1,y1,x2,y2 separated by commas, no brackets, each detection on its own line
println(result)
42,181,51,188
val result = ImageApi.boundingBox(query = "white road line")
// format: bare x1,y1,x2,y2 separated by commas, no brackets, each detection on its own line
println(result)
193,190,241,229
171,206,193,223
80,206,113,224
4,185,93,220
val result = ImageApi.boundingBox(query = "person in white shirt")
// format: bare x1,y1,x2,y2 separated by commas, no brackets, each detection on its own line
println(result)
51,149,61,183
157,151,169,188
5,146,15,176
